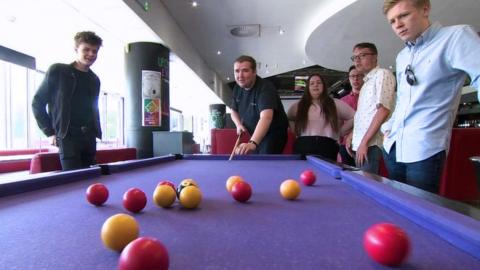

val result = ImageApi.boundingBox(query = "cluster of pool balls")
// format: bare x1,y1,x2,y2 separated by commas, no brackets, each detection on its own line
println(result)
84,169,411,268
85,179,203,270
225,169,316,202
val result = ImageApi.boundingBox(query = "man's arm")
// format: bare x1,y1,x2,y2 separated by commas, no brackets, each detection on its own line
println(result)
286,103,297,135
356,105,390,166
250,108,273,146
336,99,355,137
231,110,246,135
32,66,56,138
236,109,273,155
449,25,480,102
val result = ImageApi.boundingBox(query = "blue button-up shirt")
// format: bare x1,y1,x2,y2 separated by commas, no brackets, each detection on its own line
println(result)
382,22,480,163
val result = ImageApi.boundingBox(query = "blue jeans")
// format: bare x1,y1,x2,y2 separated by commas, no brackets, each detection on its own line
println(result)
383,143,446,193
357,145,382,174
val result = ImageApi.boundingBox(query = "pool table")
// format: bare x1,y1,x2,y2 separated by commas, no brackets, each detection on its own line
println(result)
0,154,479,269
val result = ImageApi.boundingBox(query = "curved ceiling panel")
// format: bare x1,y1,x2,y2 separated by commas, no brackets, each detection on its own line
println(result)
306,0,480,72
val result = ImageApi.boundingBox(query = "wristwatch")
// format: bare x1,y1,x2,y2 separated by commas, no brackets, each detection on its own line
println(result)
248,140,258,147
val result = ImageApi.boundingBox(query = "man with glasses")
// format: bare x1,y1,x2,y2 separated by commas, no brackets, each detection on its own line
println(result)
381,0,480,193
346,43,396,174
339,65,364,166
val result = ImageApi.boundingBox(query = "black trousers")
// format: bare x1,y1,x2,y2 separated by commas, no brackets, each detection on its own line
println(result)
256,129,287,154
339,144,356,166
57,126,97,171
293,136,339,161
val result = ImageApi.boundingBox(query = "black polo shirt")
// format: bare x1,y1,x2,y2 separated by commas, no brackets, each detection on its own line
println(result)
231,76,288,136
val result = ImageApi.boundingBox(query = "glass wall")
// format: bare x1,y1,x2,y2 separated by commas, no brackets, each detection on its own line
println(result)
0,61,7,148
98,93,125,149
0,60,34,150
0,59,125,151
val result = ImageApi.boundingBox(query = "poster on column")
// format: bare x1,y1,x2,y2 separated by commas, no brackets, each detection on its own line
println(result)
141,70,162,126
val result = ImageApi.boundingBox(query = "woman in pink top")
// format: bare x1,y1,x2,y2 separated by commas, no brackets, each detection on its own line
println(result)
287,73,354,161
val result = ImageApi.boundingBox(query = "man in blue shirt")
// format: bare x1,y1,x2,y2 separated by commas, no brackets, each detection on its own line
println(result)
381,0,480,192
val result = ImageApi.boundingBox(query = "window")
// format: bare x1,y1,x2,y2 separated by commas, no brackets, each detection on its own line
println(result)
0,61,7,148
170,107,183,131
10,64,29,148
0,60,38,150
98,93,125,148
28,71,48,149
0,58,125,151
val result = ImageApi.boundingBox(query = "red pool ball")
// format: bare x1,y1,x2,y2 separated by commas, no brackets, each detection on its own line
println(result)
364,223,410,267
119,237,169,270
123,188,147,213
300,170,316,186
158,180,176,190
86,183,109,206
231,181,252,203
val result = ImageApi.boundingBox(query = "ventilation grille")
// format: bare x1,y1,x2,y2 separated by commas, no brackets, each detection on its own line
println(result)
228,24,260,38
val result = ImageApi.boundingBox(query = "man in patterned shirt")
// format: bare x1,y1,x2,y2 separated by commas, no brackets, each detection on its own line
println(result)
346,42,396,174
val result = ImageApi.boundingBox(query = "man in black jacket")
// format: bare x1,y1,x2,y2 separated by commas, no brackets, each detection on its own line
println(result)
32,31,103,170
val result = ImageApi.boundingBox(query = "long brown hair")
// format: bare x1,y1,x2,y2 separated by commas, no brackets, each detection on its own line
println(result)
294,74,339,135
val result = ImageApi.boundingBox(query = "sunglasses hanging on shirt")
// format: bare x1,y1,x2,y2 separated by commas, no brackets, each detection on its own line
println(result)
405,64,417,86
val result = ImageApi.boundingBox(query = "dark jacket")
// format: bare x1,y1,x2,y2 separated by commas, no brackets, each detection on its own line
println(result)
32,63,102,139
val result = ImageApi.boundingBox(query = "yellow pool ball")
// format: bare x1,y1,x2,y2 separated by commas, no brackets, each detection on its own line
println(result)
226,175,244,193
280,179,301,200
153,184,177,208
179,185,202,209
101,213,139,252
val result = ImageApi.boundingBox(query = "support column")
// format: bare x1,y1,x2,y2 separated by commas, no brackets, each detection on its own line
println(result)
124,42,169,158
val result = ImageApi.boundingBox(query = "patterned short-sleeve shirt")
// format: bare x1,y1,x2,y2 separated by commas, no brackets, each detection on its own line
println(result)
352,67,396,151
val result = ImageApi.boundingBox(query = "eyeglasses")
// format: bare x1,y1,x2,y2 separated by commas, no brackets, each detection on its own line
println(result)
350,53,375,62
405,64,417,86
348,74,364,79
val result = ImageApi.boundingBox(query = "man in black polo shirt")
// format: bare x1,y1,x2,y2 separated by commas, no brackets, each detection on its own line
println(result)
231,55,288,154
32,31,103,170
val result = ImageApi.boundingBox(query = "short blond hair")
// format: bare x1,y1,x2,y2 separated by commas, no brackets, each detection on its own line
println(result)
383,0,430,14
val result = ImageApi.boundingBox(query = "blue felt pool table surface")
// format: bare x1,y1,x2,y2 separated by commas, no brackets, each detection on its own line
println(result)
0,155,479,269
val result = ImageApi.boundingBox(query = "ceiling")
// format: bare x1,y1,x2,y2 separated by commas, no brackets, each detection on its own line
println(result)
158,0,480,81
1,0,479,103
0,0,224,114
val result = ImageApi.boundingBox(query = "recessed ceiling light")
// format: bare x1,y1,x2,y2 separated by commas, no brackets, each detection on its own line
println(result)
217,50,222,55
279,29,285,35
191,1,198,7
7,15,17,23
229,24,260,38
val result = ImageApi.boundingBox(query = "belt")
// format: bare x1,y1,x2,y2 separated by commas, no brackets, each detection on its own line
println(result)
69,125,92,135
